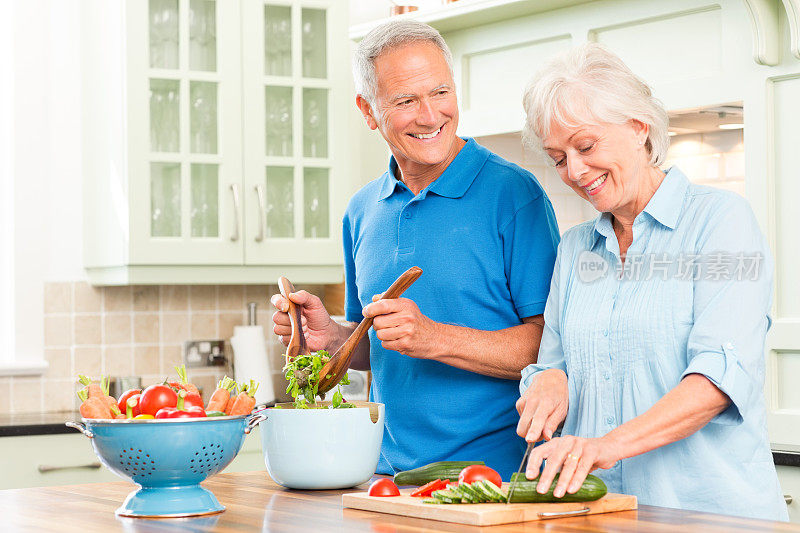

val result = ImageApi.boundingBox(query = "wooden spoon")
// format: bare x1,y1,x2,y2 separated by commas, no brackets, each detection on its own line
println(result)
278,277,311,363
316,266,423,394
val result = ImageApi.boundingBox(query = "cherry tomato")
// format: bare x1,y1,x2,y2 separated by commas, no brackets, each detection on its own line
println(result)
138,384,178,416
367,478,401,497
117,388,142,414
458,465,502,487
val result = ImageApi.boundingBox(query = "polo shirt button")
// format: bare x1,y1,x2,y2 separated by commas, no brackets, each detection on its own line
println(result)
404,211,412,219
603,329,608,337
606,416,614,425
604,372,610,380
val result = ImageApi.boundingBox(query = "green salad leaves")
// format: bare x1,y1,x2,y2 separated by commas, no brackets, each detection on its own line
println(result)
282,350,354,409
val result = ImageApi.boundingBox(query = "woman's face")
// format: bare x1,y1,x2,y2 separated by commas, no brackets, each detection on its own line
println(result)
542,119,650,216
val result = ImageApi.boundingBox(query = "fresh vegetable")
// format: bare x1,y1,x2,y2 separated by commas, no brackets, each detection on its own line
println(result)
393,461,486,486
155,390,207,419
282,350,354,409
77,389,112,419
229,380,259,415
168,364,200,395
183,391,205,410
425,480,508,504
78,375,118,412
507,472,607,503
205,410,226,417
458,465,502,488
117,388,142,415
125,395,141,418
206,376,236,412
410,479,448,498
139,383,178,416
224,381,239,415
133,414,155,420
430,489,462,504
367,479,401,497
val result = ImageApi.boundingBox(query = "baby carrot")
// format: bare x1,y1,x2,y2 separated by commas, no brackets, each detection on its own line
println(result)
77,389,112,419
206,376,235,412
170,364,200,395
223,381,239,415
229,380,259,415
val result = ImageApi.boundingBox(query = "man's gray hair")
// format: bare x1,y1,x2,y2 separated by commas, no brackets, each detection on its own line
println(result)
522,43,669,167
353,19,454,107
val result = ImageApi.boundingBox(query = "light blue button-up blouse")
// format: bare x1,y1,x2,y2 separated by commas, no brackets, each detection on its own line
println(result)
520,167,788,521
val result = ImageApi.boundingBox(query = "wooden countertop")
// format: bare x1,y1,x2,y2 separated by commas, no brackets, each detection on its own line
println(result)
2,471,798,532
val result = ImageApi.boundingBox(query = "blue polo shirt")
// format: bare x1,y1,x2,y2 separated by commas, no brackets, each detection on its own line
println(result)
343,138,559,478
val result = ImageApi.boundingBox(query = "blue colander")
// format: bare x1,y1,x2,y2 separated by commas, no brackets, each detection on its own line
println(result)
67,413,265,518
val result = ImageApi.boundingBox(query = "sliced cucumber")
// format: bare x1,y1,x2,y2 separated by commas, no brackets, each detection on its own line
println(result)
480,480,508,503
422,498,442,504
462,482,489,503
452,484,477,503
431,489,463,504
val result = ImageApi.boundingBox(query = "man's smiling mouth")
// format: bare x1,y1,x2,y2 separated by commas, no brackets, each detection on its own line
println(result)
409,127,441,139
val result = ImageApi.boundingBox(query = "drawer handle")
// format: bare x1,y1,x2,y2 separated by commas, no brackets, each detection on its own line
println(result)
254,184,266,242
230,183,241,242
786,494,793,505
37,462,101,473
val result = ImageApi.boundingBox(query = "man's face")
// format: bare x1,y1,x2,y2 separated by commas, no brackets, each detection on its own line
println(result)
361,41,460,173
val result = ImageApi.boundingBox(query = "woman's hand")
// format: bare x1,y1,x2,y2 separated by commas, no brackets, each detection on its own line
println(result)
270,290,339,352
516,369,569,442
525,435,620,498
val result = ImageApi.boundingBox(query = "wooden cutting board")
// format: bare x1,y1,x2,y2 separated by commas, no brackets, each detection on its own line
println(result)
343,486,637,526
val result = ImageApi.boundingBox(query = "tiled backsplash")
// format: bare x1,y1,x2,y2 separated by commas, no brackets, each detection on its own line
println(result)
0,282,338,415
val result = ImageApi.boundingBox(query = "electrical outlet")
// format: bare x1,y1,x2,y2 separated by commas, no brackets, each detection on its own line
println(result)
183,340,227,367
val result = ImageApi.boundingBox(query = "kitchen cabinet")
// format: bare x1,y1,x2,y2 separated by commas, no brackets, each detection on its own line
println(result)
777,465,800,523
82,0,349,285
0,428,263,490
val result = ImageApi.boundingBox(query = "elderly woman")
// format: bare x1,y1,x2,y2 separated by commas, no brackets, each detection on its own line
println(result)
515,43,787,521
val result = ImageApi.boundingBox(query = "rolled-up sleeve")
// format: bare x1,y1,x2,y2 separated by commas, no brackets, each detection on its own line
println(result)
520,243,567,394
681,195,774,426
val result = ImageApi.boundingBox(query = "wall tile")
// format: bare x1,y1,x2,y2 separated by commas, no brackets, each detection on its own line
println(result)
45,315,72,347
105,346,134,376
161,313,189,344
219,312,245,341
42,378,75,412
191,374,217,402
189,285,216,311
105,286,132,312
162,345,183,373
191,313,217,339
132,286,159,311
133,346,160,376
245,285,270,303
161,286,188,311
218,285,245,311
11,377,43,413
44,282,72,314
74,347,102,375
134,313,160,344
105,314,132,345
44,348,71,379
74,282,102,313
74,315,102,345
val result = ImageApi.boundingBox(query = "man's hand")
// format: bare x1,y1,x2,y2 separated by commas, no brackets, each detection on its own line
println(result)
364,296,441,358
270,290,338,352
516,368,569,442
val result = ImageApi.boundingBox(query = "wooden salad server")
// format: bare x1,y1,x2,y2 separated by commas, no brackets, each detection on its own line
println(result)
316,266,423,394
278,276,312,363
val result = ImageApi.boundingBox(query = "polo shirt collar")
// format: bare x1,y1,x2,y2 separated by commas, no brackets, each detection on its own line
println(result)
377,138,488,201
591,166,689,245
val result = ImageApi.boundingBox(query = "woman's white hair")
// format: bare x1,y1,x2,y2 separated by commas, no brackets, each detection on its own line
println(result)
353,19,454,107
522,43,669,167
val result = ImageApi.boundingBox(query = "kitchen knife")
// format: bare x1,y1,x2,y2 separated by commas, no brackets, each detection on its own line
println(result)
506,441,533,504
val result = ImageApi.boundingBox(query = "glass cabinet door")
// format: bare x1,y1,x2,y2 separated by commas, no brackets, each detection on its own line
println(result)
129,0,243,264
242,0,345,265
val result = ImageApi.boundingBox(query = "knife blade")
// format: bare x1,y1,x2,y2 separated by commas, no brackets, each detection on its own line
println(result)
506,442,533,504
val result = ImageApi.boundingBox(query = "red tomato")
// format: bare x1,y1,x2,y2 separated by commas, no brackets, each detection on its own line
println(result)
117,388,142,414
410,478,448,498
367,479,401,497
139,384,178,416
458,465,502,487
182,391,204,410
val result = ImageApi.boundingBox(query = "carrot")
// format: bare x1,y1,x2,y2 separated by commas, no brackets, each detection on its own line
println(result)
224,381,240,415
206,376,236,412
78,375,119,412
169,365,200,395
229,380,259,416
77,389,112,419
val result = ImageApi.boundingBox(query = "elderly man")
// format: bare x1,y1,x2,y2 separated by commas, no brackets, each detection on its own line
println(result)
271,20,559,478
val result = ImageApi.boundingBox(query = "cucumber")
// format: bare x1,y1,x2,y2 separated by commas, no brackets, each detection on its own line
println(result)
452,484,477,503
431,489,463,504
393,461,485,486
422,498,442,504
476,480,507,503
458,482,486,503
507,473,607,503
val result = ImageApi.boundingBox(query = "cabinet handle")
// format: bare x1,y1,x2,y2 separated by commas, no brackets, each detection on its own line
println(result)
786,494,793,505
254,184,266,242
37,462,101,473
230,183,241,242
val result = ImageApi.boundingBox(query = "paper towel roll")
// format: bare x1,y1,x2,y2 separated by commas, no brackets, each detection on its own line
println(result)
230,325,275,406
